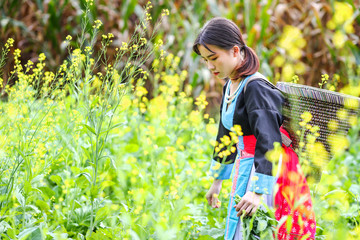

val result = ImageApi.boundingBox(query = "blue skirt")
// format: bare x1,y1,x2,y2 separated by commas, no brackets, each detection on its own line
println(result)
224,151,274,240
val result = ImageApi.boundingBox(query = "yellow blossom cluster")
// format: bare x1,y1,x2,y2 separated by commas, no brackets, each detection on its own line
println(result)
93,19,102,29
213,125,242,160
120,42,128,51
194,93,208,110
274,25,307,81
327,1,355,49
161,9,170,17
4,38,14,49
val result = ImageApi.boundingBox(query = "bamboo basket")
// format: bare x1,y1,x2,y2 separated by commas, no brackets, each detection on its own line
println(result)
276,82,360,181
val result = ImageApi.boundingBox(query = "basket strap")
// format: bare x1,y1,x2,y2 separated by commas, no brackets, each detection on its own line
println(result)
243,72,278,92
244,73,292,148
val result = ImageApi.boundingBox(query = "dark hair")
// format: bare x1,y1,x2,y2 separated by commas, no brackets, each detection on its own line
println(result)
193,17,259,79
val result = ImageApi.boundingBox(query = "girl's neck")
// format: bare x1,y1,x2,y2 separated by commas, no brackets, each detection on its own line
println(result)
230,76,243,83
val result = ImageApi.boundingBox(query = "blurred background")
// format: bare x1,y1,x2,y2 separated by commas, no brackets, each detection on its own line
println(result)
1,0,359,112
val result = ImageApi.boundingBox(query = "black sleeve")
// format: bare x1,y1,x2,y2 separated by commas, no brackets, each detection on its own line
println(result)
244,80,284,176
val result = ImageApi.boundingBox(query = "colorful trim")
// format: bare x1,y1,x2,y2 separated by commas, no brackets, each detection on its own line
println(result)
225,153,241,239
221,74,256,131
224,140,255,240
209,159,234,180
248,172,276,195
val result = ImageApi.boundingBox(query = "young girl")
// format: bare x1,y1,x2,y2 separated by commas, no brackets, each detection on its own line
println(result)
193,17,316,240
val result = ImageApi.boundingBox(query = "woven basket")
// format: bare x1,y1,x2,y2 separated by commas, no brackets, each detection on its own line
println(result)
276,82,360,180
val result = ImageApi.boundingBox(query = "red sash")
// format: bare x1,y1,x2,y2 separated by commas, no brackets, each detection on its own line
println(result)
243,128,316,239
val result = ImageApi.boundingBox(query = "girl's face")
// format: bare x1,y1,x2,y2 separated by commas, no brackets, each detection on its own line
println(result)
197,44,243,80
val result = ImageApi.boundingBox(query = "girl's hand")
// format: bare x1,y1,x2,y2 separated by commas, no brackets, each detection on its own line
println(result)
234,191,262,216
205,179,223,208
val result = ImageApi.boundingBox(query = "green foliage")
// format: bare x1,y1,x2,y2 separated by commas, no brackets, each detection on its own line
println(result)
0,1,359,240
313,120,360,239
235,194,277,240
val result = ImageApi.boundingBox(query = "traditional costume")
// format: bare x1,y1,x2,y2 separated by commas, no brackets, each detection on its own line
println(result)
209,72,316,240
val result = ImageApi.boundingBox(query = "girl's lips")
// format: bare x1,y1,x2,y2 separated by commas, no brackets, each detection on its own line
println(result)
214,72,219,76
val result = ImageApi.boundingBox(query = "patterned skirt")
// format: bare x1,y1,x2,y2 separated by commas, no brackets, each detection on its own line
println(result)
225,129,316,240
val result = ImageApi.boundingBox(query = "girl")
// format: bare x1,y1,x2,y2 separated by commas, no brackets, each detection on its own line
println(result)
193,17,316,240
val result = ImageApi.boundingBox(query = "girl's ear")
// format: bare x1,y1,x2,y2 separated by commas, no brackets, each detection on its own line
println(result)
232,45,240,57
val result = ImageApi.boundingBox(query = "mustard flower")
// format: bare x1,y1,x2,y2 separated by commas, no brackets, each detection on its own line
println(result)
93,19,102,29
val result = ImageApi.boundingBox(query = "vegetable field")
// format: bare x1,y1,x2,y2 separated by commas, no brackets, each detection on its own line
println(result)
0,1,359,239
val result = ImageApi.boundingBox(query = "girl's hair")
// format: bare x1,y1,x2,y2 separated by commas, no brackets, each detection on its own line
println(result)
193,17,259,79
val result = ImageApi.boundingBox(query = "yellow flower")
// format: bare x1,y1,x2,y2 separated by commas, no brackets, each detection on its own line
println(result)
140,37,147,45
120,42,128,51
333,2,353,25
309,142,328,167
301,111,312,123
5,38,14,48
273,55,285,67
220,135,231,146
212,163,221,170
336,108,348,120
349,115,357,127
328,134,349,154
231,125,242,136
135,86,148,97
294,62,306,75
187,110,201,126
162,9,170,16
282,63,295,82
288,47,302,60
93,19,102,29
156,39,163,47
328,119,338,131
344,98,359,110
333,30,346,49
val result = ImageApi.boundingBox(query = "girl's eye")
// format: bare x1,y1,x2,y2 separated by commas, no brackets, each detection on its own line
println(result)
210,57,217,61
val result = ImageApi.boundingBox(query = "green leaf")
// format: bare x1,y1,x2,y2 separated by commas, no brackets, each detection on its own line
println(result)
95,206,110,223
49,175,62,186
15,190,25,206
17,227,38,240
75,172,92,184
27,227,42,240
36,199,50,212
99,123,124,136
199,227,224,238
0,221,11,234
256,219,267,232
128,229,141,240
156,135,171,147
24,181,32,195
71,166,81,175
81,123,96,135
124,143,139,153
37,187,56,200
90,185,99,198
7,228,16,239
81,146,92,161
90,96,99,109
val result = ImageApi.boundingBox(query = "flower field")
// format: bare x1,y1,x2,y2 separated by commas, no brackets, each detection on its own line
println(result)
0,1,360,240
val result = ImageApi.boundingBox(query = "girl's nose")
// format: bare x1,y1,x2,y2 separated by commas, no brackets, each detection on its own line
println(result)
207,61,215,70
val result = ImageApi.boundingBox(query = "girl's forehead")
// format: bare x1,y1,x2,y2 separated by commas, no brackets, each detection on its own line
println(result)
198,44,221,56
